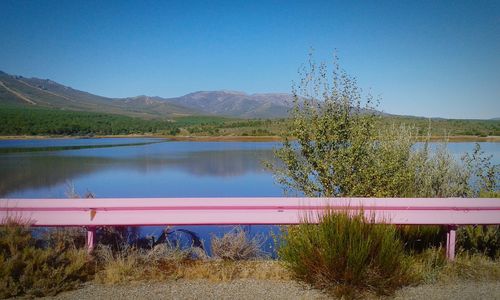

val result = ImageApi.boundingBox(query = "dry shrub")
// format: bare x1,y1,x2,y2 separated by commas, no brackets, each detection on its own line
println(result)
94,229,285,284
0,220,91,298
42,227,87,251
211,227,266,260
94,245,141,284
94,242,195,284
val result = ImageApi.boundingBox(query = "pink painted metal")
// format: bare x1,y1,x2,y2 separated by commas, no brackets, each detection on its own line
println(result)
1,197,500,260
86,227,96,254
446,225,457,261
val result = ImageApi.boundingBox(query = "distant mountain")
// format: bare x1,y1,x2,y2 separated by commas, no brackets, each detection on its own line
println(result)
162,91,292,118
0,72,197,118
0,71,293,118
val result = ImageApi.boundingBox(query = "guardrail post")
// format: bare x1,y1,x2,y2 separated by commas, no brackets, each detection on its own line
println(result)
86,226,96,254
445,225,458,261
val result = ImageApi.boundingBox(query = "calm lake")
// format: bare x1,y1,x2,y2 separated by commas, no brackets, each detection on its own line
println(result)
1,138,499,253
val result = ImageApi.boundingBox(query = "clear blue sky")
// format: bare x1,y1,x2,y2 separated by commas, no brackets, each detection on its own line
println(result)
1,0,498,119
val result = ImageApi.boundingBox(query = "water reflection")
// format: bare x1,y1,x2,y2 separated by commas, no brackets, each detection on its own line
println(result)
0,142,279,197
0,155,111,196
1,140,498,198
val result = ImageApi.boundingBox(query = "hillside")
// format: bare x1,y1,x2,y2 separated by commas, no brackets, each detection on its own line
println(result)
0,71,292,119
163,91,292,118
0,72,197,118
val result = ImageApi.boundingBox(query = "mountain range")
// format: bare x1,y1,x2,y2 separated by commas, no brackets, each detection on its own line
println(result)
2,71,497,121
0,71,292,119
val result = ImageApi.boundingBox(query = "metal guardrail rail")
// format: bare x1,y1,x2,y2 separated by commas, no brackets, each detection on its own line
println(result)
2,197,500,260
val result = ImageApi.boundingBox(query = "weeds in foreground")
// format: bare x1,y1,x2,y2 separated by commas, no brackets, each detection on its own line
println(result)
95,228,272,284
457,225,500,259
93,243,193,284
410,247,500,284
278,210,413,298
211,227,266,260
0,220,91,298
93,243,286,284
439,253,500,282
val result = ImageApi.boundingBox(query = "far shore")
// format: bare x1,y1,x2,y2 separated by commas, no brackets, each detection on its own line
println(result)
0,134,499,143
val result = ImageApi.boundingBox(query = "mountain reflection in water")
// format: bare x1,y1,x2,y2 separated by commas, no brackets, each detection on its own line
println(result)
0,140,280,197
1,140,498,198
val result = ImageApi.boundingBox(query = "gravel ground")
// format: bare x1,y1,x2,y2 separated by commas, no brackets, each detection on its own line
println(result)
42,279,500,300
44,279,330,300
393,280,500,300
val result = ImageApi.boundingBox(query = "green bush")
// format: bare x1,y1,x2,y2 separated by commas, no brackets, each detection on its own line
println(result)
278,210,412,297
397,225,446,253
458,225,500,259
0,221,91,298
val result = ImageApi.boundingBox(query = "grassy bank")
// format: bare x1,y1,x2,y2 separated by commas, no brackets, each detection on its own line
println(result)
1,220,499,299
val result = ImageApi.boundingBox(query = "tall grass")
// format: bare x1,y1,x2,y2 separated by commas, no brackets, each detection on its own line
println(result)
278,210,413,298
410,247,500,284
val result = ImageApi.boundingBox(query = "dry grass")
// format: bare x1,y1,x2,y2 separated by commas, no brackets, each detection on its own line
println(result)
94,231,285,285
178,260,290,281
211,227,267,260
438,253,500,282
93,243,193,284
410,247,500,285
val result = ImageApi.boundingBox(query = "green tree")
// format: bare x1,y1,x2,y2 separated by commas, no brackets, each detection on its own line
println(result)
266,54,498,198
267,54,415,197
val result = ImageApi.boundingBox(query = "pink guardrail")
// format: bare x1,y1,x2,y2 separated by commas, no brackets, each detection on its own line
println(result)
1,197,500,260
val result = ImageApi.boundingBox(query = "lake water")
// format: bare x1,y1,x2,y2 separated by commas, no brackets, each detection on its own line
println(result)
1,138,499,254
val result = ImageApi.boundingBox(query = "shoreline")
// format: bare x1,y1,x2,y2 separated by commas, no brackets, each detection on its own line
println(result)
0,134,499,143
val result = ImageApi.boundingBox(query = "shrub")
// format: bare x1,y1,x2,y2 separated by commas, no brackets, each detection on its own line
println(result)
278,210,412,297
457,225,500,259
211,227,266,260
397,225,446,254
0,220,91,298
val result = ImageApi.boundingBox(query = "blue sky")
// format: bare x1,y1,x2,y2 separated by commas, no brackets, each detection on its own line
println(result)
0,0,498,119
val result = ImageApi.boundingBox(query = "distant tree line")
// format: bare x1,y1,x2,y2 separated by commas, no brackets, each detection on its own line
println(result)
1,104,498,137
0,106,180,135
